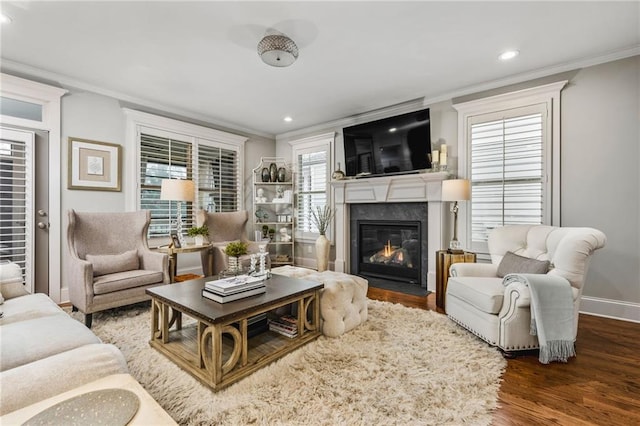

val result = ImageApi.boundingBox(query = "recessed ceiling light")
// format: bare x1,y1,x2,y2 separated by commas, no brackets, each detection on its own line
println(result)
499,50,520,61
0,13,12,24
388,128,397,133
283,116,293,122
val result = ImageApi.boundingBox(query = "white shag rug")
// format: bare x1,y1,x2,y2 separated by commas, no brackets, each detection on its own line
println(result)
69,300,505,425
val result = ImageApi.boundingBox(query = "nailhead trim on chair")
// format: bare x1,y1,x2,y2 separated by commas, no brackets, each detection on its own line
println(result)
447,315,497,345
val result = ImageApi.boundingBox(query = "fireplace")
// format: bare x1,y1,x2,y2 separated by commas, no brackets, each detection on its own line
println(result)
350,202,428,289
357,221,421,284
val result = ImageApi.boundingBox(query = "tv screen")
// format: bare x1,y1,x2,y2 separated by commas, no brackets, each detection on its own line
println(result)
343,108,431,177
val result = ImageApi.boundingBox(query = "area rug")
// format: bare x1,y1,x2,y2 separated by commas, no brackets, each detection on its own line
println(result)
69,300,505,425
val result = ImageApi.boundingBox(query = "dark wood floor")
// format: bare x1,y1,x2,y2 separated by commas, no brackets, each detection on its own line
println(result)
367,287,640,425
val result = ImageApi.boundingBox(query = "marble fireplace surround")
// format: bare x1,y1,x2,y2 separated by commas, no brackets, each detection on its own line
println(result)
331,171,450,292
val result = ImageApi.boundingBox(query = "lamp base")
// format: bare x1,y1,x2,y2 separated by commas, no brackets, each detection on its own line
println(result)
448,239,464,254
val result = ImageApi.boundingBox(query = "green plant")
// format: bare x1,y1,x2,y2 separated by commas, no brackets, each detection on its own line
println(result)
186,225,209,237
309,205,335,236
224,241,248,257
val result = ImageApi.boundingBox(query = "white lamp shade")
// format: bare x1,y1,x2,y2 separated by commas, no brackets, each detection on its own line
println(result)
160,179,195,202
442,179,471,201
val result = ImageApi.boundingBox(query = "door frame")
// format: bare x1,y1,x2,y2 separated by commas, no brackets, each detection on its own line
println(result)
0,73,67,302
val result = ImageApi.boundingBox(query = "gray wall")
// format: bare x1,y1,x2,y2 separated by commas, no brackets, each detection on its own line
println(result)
59,89,275,289
276,55,640,315
561,56,639,304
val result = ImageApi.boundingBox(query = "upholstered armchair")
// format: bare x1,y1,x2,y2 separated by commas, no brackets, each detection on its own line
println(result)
445,225,606,356
195,210,269,276
67,210,169,327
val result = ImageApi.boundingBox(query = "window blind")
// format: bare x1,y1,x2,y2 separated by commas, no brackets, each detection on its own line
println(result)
470,112,544,245
140,134,193,237
197,144,239,213
296,150,328,234
0,137,31,282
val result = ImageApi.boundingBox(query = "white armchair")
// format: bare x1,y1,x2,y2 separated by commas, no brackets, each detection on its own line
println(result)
445,225,606,356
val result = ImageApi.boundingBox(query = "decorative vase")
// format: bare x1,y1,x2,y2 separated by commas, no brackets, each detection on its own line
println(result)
261,167,270,182
332,162,345,180
195,235,205,246
228,256,239,274
277,167,287,182
315,234,330,272
269,163,278,182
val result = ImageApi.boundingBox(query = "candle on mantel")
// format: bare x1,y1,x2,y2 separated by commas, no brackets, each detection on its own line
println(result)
440,145,447,166
431,149,439,164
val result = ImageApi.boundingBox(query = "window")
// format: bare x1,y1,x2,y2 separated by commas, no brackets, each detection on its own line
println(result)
469,108,545,245
289,133,335,241
125,109,247,241
454,81,566,253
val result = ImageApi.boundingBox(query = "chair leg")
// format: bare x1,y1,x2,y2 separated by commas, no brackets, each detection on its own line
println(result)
71,305,78,312
84,313,93,329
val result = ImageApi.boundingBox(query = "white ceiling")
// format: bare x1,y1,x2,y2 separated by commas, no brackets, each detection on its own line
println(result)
1,1,638,138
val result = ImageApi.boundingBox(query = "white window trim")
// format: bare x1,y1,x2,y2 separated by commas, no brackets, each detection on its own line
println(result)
289,132,336,243
453,81,567,252
0,73,67,303
123,108,248,213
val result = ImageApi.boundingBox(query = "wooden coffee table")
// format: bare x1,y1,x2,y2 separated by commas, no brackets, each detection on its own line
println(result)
146,274,323,391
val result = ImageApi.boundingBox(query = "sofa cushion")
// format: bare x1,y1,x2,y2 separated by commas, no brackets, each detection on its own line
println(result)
0,262,27,303
447,276,505,314
86,250,139,277
0,315,101,372
0,344,128,415
0,294,66,326
93,270,164,295
496,251,550,278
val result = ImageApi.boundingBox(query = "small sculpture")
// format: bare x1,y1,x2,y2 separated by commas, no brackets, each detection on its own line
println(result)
256,188,267,203
279,227,291,242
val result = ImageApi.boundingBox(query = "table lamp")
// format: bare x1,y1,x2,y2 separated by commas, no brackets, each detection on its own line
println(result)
441,179,471,253
160,179,195,247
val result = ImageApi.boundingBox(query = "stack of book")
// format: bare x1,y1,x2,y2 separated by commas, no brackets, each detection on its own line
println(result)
202,275,266,303
267,314,298,338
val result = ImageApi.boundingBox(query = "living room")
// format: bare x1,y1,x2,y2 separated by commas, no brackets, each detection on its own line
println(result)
1,1,639,424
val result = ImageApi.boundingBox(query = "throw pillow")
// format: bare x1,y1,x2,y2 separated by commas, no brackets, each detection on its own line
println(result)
86,249,139,276
496,251,550,278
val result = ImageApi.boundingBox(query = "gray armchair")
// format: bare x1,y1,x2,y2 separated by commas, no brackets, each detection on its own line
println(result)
66,209,169,327
195,210,269,276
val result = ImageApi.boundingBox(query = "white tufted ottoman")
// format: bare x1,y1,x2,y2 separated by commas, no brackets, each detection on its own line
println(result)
271,266,368,337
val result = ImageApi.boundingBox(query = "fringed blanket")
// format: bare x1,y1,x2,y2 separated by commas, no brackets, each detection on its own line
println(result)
503,273,576,364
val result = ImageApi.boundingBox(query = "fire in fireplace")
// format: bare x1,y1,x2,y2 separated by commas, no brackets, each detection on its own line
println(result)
357,221,421,284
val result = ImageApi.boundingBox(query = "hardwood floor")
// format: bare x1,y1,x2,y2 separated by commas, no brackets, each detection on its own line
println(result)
366,287,640,425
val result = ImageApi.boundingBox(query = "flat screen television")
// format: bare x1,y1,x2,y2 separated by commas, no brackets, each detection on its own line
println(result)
343,108,432,178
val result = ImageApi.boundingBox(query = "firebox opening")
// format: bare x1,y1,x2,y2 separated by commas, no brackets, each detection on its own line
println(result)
357,220,421,284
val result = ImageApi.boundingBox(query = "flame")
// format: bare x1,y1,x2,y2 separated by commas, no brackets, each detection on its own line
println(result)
384,240,392,257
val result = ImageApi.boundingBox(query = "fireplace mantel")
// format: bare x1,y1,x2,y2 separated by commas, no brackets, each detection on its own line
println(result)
331,171,451,291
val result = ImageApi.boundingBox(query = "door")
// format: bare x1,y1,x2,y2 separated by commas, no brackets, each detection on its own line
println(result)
0,126,49,294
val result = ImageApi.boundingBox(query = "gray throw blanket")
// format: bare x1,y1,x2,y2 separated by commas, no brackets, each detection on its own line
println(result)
503,273,576,364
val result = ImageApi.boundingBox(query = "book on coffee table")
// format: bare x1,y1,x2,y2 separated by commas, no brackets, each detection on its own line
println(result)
205,275,266,294
202,285,266,303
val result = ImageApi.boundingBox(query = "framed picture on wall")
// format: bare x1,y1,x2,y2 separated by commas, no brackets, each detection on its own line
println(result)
68,137,122,191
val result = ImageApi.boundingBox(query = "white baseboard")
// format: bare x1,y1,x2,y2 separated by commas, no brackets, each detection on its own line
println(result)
580,296,640,323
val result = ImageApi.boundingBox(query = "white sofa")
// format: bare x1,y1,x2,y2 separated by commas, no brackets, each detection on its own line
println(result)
445,225,606,355
0,263,175,423
271,266,368,337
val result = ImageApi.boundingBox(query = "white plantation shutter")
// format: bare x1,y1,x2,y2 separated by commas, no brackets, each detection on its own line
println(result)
296,150,328,235
196,143,239,212
140,134,192,237
470,106,547,248
0,130,33,290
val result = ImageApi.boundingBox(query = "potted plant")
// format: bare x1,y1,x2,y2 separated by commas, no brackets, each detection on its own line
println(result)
187,225,209,246
309,205,335,272
224,241,248,273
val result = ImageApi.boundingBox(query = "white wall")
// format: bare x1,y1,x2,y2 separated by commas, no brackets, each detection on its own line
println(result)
58,89,275,300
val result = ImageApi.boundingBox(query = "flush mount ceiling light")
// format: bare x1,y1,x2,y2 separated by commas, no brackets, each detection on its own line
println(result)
0,13,12,24
257,34,299,67
499,50,520,61
283,116,293,122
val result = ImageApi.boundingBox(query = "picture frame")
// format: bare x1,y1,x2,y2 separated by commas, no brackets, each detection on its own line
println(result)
170,233,182,249
68,137,121,191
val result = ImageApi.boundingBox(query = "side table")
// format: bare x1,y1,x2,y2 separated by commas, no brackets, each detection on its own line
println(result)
436,250,476,312
156,244,212,283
